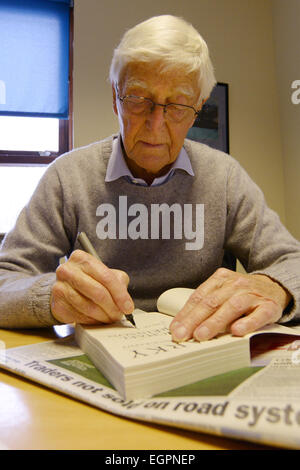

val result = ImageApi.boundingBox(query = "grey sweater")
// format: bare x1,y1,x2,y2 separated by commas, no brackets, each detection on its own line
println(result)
0,135,300,328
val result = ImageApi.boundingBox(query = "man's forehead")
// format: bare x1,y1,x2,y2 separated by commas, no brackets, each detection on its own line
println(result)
121,68,197,97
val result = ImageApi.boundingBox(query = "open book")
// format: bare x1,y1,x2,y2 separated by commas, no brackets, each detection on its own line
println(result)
75,288,300,400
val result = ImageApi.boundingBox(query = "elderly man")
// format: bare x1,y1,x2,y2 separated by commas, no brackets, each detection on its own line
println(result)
0,15,299,342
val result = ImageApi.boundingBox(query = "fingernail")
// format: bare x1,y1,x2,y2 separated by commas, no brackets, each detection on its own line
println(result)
194,325,210,341
172,323,188,342
123,300,134,314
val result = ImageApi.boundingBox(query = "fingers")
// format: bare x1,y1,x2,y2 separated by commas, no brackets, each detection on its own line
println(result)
231,300,282,336
192,295,281,340
50,284,105,325
170,268,239,341
51,278,119,324
51,250,134,324
170,268,285,342
172,268,240,323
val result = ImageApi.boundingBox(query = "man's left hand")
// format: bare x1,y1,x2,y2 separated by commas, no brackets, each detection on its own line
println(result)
170,268,292,342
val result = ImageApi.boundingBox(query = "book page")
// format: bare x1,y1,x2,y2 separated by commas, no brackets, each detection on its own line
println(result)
248,323,300,338
77,310,245,371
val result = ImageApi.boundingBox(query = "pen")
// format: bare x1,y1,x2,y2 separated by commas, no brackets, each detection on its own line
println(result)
77,232,136,327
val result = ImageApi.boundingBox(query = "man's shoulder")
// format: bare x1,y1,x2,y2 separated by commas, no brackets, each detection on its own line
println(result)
53,135,116,171
184,137,229,159
183,138,237,172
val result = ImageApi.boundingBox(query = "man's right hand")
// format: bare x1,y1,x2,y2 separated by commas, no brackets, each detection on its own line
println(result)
50,249,134,324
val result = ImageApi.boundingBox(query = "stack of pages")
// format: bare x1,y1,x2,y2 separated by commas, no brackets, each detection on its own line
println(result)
75,288,252,399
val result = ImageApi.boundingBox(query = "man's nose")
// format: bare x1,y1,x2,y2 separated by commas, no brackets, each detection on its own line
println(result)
145,104,167,131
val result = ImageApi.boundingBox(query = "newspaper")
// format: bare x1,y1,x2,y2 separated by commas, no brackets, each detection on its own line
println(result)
1,329,300,450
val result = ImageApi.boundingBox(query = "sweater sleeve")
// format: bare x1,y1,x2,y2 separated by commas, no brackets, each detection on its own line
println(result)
224,158,300,323
0,163,75,328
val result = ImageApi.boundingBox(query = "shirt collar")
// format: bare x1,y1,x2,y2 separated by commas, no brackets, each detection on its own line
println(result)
105,135,194,186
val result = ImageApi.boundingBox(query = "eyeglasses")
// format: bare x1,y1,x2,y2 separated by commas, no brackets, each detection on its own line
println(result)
117,90,200,123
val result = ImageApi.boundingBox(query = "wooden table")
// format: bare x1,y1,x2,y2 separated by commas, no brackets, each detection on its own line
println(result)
0,326,270,450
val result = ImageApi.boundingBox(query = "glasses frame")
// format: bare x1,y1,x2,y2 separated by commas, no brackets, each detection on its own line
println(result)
116,88,201,122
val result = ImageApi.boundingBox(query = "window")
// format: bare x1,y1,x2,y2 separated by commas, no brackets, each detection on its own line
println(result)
0,0,73,233
0,116,71,164
0,0,73,163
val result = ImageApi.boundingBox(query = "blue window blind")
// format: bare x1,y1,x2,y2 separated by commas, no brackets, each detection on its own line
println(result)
0,0,71,119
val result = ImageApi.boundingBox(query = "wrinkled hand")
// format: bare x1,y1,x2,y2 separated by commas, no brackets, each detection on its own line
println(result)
50,250,134,324
170,268,291,342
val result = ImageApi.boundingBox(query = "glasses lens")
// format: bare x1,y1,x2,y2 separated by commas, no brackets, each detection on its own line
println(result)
123,96,151,115
166,104,194,122
120,94,195,122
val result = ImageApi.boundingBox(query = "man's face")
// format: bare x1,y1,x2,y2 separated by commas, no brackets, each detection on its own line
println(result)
112,62,201,183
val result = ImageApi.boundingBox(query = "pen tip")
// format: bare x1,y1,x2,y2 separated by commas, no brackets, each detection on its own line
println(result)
126,314,136,327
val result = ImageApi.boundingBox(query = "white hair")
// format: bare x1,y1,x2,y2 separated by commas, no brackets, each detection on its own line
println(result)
109,15,216,102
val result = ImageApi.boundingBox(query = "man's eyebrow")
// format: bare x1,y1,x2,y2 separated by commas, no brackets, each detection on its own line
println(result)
124,79,148,91
173,85,195,98
123,80,195,99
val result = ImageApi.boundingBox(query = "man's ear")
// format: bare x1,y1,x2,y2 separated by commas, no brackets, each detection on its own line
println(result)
197,98,207,113
112,84,118,115
189,98,207,129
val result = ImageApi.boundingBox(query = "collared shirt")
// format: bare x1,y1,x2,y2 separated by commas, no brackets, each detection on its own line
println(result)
105,135,194,186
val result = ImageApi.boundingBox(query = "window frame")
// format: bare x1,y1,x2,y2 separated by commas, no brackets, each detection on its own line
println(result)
0,5,73,165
